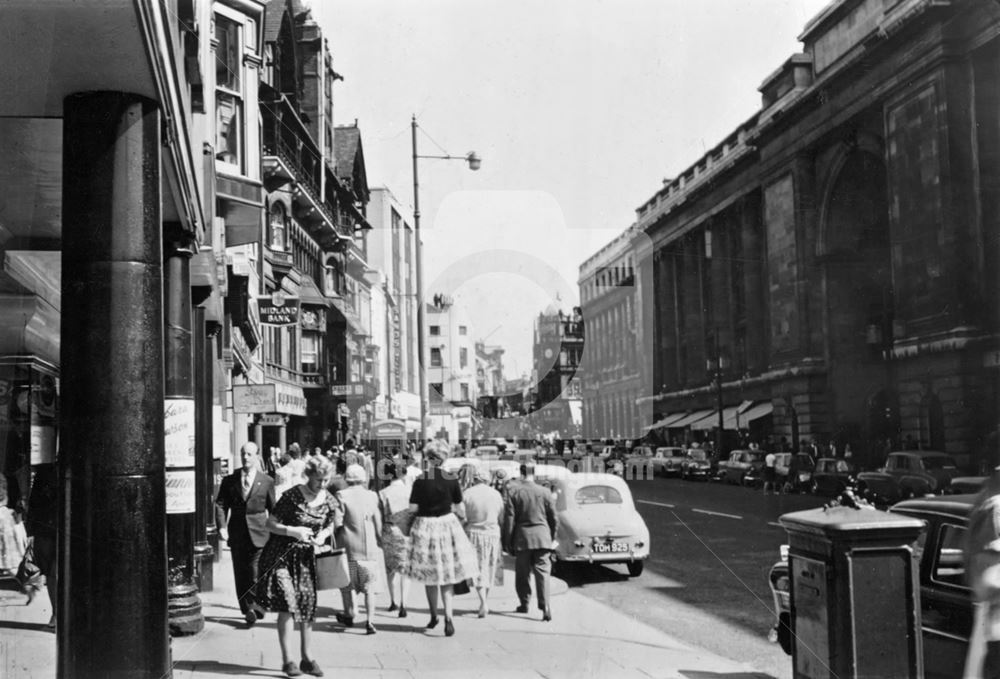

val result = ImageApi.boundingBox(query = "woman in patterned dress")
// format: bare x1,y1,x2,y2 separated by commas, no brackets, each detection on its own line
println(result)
460,464,505,617
404,440,478,637
257,455,338,678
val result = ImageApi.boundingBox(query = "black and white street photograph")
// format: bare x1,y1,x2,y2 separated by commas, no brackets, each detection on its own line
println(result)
0,0,998,677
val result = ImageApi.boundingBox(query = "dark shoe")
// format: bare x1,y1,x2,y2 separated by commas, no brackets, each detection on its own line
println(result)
426,615,439,629
250,603,265,620
387,602,398,612
282,662,302,677
444,618,455,637
515,604,529,614
299,658,323,677
335,612,354,627
542,606,552,622
244,611,257,627
398,606,408,618
366,622,377,635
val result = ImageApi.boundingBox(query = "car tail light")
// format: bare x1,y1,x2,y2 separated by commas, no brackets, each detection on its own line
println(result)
634,541,645,548
573,540,586,548
779,544,789,560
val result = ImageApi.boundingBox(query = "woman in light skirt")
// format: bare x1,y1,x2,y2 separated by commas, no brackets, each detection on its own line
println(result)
379,461,413,618
403,440,478,637
460,464,505,617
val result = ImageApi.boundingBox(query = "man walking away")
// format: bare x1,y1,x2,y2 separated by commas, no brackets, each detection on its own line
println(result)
215,442,276,626
502,463,558,621
762,449,777,495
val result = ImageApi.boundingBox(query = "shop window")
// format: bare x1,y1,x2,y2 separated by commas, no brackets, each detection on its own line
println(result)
269,202,287,251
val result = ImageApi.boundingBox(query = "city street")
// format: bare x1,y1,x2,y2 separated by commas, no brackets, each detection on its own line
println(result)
555,477,828,679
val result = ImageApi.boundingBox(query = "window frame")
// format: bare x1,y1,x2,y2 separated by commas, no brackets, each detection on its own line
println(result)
214,7,247,174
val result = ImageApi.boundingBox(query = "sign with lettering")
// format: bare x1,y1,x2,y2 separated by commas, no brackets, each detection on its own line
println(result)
330,384,363,397
258,294,300,326
164,398,196,468
165,469,196,514
392,307,403,392
233,384,276,413
274,382,307,416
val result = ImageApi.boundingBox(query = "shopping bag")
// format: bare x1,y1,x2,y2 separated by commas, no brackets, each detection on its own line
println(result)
315,548,350,590
453,578,471,595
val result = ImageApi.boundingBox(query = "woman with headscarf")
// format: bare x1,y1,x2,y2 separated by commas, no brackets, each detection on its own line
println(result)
461,463,505,617
333,463,383,635
404,439,478,637
256,455,338,677
378,461,413,618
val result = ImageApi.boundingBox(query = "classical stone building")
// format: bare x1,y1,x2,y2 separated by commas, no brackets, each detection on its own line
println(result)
632,0,1000,469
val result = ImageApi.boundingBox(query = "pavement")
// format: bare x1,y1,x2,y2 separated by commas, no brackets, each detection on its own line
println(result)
0,550,773,678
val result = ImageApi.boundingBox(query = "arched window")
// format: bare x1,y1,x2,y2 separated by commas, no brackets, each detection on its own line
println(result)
269,202,287,251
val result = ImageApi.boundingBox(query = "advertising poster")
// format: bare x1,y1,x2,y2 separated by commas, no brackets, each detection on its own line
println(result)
164,398,196,468
165,469,196,514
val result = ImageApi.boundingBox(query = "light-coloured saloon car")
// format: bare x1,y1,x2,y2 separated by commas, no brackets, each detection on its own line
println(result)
535,471,650,577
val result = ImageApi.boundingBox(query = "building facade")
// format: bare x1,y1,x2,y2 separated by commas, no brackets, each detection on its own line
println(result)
425,295,477,444
628,0,1000,468
528,306,585,438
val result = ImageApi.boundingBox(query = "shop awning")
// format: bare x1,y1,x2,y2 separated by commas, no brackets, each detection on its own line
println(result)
691,407,730,431
740,401,774,423
643,411,689,431
669,409,716,429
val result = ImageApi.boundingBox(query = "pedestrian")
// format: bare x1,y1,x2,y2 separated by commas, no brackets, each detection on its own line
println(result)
378,461,413,618
214,442,276,627
964,466,1000,678
334,464,383,635
502,463,558,622
461,463,504,618
275,445,306,499
256,455,338,678
404,439,478,637
762,449,777,495
0,475,26,580
21,463,57,628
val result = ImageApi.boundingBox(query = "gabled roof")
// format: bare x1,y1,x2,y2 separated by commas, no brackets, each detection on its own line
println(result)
334,124,369,203
263,0,289,44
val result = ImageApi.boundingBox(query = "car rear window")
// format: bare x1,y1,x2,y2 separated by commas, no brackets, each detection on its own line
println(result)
575,486,623,505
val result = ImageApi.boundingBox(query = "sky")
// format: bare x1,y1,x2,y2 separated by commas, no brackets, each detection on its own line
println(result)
314,0,832,378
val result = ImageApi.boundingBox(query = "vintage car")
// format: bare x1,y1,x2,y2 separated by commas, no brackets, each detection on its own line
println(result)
680,448,714,480
946,475,986,495
717,449,767,486
541,472,650,577
810,457,856,496
621,445,656,480
777,453,816,493
856,450,959,506
439,456,521,481
768,494,974,679
652,447,687,476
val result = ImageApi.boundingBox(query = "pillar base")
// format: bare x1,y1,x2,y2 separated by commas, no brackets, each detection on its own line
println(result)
194,541,214,592
208,526,222,563
168,583,204,636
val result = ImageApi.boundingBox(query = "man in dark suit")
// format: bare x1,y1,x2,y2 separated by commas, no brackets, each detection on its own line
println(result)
215,441,276,626
503,463,559,621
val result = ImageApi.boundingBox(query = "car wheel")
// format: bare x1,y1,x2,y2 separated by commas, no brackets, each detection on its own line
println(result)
627,561,644,577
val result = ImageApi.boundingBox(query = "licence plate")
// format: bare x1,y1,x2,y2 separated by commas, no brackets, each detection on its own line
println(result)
593,542,629,553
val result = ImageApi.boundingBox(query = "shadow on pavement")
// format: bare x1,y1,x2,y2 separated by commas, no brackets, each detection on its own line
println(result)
204,615,252,630
172,660,281,677
553,562,629,586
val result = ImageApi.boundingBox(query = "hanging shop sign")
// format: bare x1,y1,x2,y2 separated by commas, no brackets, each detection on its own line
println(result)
233,383,276,413
165,469,196,514
258,292,300,326
330,383,363,397
164,399,196,468
274,382,307,416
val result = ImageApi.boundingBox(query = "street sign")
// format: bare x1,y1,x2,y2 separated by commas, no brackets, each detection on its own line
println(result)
233,384,276,413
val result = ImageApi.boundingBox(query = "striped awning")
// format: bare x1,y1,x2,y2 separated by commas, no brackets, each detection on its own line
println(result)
669,409,716,429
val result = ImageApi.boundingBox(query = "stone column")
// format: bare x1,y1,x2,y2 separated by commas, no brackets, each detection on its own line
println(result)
254,420,264,450
59,91,170,678
193,305,214,591
164,227,204,635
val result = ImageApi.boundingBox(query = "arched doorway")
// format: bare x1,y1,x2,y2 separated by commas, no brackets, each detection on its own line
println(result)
822,142,894,463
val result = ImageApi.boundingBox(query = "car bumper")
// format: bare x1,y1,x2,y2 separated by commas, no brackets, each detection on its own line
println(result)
558,551,649,564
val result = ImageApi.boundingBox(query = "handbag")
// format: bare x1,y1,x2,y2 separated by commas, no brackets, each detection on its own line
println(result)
315,548,350,590
453,578,471,595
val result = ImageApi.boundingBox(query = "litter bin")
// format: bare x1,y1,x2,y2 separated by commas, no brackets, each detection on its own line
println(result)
779,506,926,679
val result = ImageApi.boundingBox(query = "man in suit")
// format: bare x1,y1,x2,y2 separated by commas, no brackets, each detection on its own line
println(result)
503,463,558,621
215,442,276,626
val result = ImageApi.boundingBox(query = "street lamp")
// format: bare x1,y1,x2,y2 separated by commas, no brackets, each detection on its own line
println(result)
411,114,480,443
707,336,729,458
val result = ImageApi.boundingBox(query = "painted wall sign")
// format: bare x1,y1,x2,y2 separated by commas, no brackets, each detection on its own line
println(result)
233,384,276,413
165,469,196,514
258,295,300,326
30,425,55,464
164,398,196,468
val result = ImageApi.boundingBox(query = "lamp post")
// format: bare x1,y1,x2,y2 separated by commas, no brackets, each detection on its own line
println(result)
707,336,729,458
411,114,480,442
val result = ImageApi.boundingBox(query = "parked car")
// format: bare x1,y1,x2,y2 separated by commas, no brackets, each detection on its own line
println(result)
779,453,816,493
767,494,975,679
717,449,767,486
622,445,657,479
946,475,986,495
856,450,959,506
652,447,687,476
542,472,650,577
680,448,714,480
474,445,500,458
810,457,856,496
